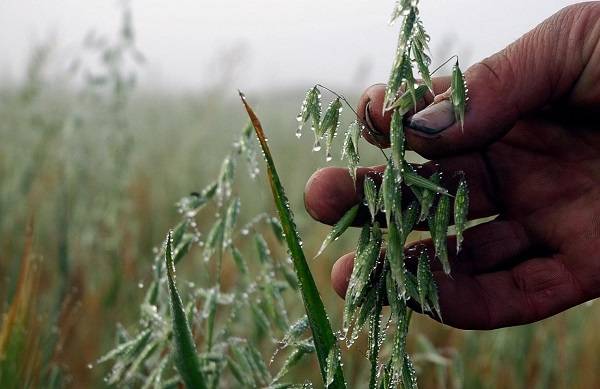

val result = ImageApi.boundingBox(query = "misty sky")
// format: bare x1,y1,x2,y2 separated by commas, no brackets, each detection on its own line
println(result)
0,0,580,92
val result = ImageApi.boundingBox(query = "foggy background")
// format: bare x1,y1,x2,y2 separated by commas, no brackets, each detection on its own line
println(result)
0,0,580,92
2,1,599,388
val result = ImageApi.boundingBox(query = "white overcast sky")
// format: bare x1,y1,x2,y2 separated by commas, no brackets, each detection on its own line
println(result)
0,0,581,92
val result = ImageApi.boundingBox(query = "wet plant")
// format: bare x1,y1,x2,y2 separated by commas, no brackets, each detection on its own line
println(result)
100,0,468,388
290,0,470,387
97,122,321,387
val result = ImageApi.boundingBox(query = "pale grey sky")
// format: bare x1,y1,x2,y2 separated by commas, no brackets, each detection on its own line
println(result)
0,0,581,92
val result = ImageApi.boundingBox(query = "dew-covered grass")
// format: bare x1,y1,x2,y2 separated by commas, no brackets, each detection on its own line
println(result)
2,9,600,389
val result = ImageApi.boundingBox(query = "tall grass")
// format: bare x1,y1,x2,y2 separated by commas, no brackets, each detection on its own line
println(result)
1,2,600,388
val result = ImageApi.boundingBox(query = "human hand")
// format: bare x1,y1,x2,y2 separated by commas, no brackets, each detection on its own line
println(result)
304,3,600,329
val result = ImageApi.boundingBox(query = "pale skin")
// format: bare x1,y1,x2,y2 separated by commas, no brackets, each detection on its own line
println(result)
304,3,600,330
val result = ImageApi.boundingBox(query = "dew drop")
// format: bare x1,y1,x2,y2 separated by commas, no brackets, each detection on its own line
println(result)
312,140,322,152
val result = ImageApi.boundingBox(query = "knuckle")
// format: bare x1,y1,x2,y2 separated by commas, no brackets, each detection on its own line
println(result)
557,2,600,24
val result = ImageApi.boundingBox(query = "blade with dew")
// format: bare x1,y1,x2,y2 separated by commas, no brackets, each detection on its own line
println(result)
364,176,379,223
417,249,441,317
381,161,397,228
230,246,249,279
401,353,418,389
223,197,241,249
368,274,386,389
164,231,207,389
403,168,449,196
272,345,313,384
321,98,343,162
386,84,429,115
217,153,236,203
432,195,451,274
412,19,432,92
326,344,341,388
390,110,405,168
240,91,346,388
203,217,225,263
386,220,407,296
343,224,371,331
385,271,405,322
341,122,360,183
279,316,310,348
389,0,414,25
401,200,421,243
315,204,359,258
297,85,321,139
401,51,418,110
454,175,469,253
451,60,467,131
202,287,218,351
418,172,441,222
268,216,285,244
385,52,410,111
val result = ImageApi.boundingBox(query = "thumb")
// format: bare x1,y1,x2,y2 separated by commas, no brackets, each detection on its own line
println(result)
406,3,600,159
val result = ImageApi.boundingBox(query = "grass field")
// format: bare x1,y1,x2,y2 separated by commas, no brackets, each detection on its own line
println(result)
2,39,600,388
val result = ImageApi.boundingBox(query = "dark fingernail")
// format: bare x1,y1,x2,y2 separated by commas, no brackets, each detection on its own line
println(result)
409,100,455,135
364,101,381,134
364,101,388,143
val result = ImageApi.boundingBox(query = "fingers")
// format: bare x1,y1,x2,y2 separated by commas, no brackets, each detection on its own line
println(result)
331,251,355,298
331,219,531,299
406,220,532,275
331,233,585,329
434,256,586,329
358,4,600,159
304,153,499,227
304,165,384,226
357,79,450,148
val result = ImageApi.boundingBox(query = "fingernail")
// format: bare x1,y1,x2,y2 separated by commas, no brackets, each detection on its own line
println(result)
364,101,381,134
409,100,455,135
364,101,388,143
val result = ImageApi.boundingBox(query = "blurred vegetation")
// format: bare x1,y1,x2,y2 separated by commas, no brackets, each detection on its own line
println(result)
2,4,600,389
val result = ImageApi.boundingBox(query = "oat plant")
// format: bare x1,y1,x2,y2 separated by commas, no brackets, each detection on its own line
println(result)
101,0,468,388
98,124,320,388
290,0,470,387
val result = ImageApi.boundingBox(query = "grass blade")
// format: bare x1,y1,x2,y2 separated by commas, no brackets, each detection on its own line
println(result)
389,110,405,168
451,59,467,131
386,84,428,114
418,172,441,222
386,220,406,296
416,249,440,319
432,195,451,274
315,204,359,258
321,98,343,161
403,168,449,196
454,175,469,253
165,231,207,389
364,176,379,223
240,91,346,389
326,345,341,387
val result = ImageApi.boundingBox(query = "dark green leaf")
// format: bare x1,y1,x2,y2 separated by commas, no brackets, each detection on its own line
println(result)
315,204,359,258
165,231,207,389
240,92,346,388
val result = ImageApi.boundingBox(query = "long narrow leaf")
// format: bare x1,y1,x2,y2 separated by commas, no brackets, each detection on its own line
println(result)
165,231,207,389
240,92,346,389
454,175,469,253
315,204,359,258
